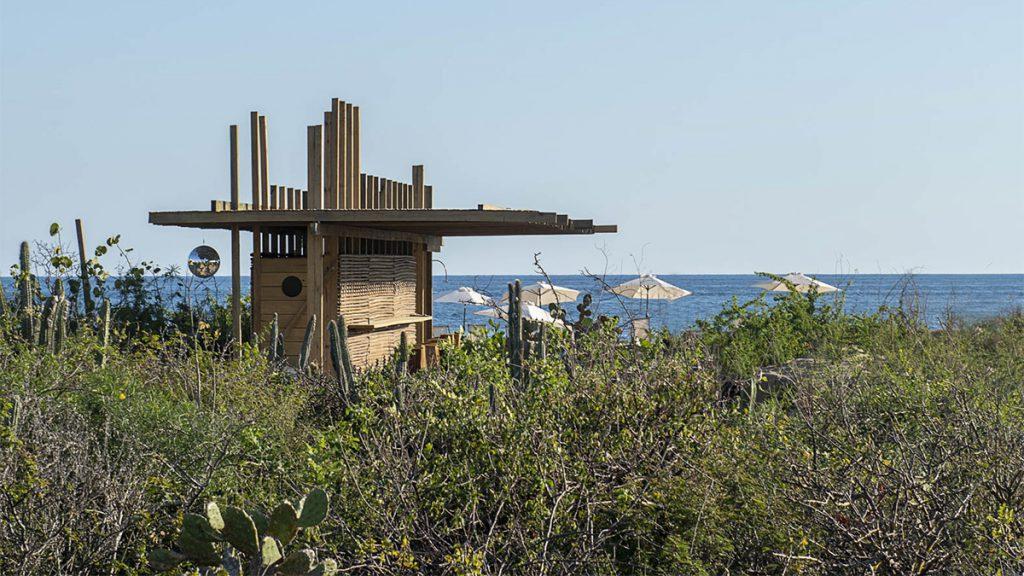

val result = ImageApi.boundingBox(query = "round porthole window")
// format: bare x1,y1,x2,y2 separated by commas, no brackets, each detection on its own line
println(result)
281,276,303,298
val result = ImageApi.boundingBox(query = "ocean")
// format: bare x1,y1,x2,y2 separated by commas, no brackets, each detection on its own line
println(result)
3,274,1021,332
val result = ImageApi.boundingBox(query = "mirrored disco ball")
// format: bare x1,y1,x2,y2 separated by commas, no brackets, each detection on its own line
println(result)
187,245,221,278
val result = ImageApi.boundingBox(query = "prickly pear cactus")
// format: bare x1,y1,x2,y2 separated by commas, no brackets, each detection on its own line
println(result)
150,488,337,575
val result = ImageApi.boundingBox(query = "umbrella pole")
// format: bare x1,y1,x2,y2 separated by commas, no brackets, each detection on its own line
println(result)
462,305,467,332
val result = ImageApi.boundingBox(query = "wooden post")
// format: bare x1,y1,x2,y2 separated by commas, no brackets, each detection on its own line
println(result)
425,184,433,209
412,165,424,209
229,125,242,352
308,125,322,209
250,112,263,338
259,114,270,259
306,223,324,367
74,218,93,316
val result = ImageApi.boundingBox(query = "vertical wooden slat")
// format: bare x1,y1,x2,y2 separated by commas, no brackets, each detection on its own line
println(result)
308,125,322,210
353,106,361,208
229,125,242,350
345,103,354,209
269,185,278,256
323,112,335,209
335,99,346,209
412,165,424,209
259,115,269,208
250,112,261,209
425,184,433,209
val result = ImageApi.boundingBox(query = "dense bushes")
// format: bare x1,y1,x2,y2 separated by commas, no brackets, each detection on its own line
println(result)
1,282,1022,574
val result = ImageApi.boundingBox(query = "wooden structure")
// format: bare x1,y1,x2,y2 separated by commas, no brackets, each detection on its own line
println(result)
150,98,615,369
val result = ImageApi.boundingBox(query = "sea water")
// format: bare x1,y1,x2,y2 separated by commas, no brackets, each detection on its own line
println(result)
3,274,1021,332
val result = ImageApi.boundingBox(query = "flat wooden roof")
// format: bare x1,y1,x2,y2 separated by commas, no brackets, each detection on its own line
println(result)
149,206,616,237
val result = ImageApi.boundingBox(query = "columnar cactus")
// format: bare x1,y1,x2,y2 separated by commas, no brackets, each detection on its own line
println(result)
39,296,56,349
53,298,68,354
298,314,316,373
327,319,350,403
0,281,9,319
149,487,337,575
507,280,524,383
396,331,409,376
18,241,35,341
99,299,111,367
336,315,354,386
267,313,282,363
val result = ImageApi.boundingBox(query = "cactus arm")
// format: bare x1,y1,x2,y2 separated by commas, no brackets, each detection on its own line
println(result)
328,320,349,401
298,314,316,372
337,314,355,387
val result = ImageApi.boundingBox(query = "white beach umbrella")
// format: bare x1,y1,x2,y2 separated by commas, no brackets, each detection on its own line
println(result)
475,303,561,324
753,272,839,293
435,287,494,329
609,274,691,316
500,281,580,306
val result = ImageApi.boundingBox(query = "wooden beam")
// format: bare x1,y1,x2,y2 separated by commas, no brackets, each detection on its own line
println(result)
230,125,242,352
425,185,433,209
308,125,322,209
317,222,442,246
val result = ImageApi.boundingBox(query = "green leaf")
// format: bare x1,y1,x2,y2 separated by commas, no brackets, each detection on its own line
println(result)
268,501,299,545
297,488,329,528
49,223,60,236
261,536,282,567
206,501,225,531
221,506,260,557
276,549,315,575
147,548,185,572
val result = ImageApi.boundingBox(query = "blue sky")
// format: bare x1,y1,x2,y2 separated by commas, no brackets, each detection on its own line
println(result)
2,1,1021,275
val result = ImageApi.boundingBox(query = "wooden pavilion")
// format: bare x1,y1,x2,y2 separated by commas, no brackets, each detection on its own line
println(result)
150,98,615,369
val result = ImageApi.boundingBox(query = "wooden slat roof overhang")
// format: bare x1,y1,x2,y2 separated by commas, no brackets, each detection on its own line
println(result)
149,205,617,237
